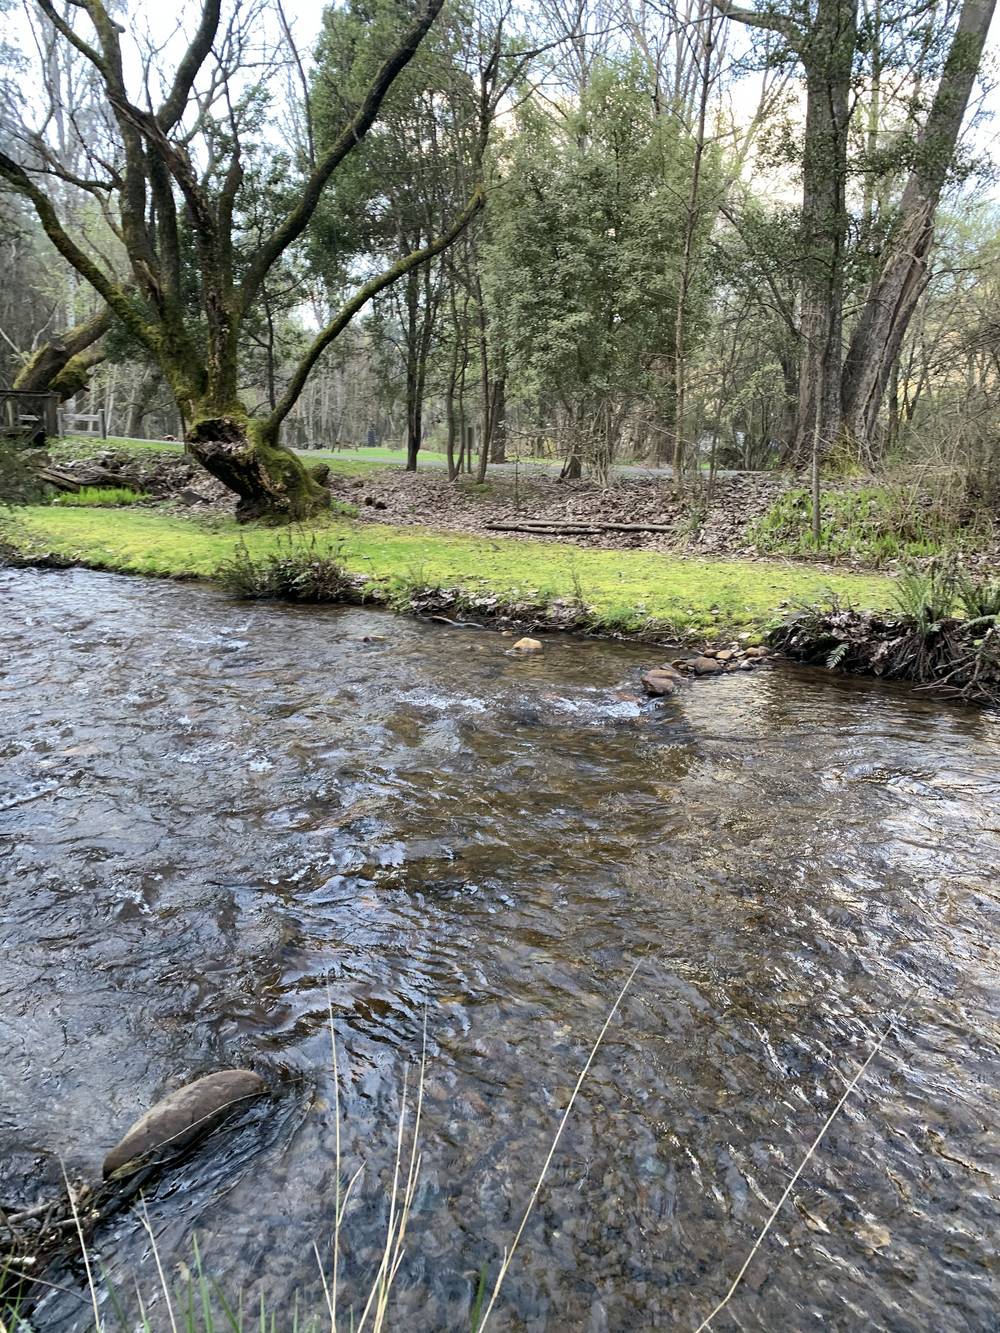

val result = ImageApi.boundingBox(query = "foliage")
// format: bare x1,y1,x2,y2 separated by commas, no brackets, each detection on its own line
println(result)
52,486,147,507
890,556,1000,625
768,575,1000,706
891,558,960,624
748,486,989,564
214,534,361,602
482,59,715,460
955,567,1000,619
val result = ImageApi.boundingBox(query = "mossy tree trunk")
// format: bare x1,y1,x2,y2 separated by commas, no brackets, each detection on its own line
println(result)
185,412,329,522
12,307,114,401
0,0,484,523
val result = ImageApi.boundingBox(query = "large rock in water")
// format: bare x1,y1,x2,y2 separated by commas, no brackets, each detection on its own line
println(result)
641,666,683,697
102,1070,266,1180
676,655,724,676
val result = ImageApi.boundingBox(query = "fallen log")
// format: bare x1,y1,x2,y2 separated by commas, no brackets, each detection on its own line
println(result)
37,464,125,492
485,520,676,534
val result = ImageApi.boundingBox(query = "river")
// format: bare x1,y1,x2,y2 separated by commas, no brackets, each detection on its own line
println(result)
2,566,999,1330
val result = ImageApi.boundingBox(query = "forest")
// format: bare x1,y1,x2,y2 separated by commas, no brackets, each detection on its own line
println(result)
2,1,1000,1330
1,0,997,511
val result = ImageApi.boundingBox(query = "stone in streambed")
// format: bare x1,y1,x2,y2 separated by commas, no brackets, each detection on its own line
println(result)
676,655,723,676
641,666,684,697
102,1070,266,1180
510,637,543,654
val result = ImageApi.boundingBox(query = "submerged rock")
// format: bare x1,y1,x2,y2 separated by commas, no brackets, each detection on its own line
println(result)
510,636,543,654
102,1070,266,1180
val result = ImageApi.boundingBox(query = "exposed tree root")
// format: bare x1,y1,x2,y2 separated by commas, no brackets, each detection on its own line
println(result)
767,602,1000,706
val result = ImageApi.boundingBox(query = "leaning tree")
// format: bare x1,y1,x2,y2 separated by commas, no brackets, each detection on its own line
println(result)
0,0,483,519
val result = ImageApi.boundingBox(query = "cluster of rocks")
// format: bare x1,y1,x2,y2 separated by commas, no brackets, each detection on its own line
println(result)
641,644,770,696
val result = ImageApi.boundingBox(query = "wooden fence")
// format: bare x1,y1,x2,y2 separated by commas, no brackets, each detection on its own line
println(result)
0,389,59,442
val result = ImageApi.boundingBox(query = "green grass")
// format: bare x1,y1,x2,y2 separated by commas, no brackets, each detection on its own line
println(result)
50,436,551,474
749,486,989,565
52,486,147,507
2,504,895,640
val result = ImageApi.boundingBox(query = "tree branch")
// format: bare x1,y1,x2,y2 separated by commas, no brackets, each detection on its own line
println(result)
240,0,446,311
156,0,222,132
711,0,801,44
266,185,485,436
0,147,152,353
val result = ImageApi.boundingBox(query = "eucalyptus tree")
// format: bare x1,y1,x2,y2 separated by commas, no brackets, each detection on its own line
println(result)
484,59,715,478
841,0,996,453
715,0,859,459
0,0,484,519
714,0,996,463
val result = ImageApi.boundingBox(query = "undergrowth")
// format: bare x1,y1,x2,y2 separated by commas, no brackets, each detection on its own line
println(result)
52,486,147,507
749,486,990,565
768,560,1000,705
214,534,363,602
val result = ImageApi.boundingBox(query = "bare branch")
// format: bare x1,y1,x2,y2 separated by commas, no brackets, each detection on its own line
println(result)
240,0,447,311
266,186,485,435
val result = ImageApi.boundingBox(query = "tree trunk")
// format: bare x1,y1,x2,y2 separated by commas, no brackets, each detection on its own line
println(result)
403,269,421,471
489,377,507,463
840,0,996,451
125,364,162,439
185,413,330,523
793,0,856,459
475,281,492,483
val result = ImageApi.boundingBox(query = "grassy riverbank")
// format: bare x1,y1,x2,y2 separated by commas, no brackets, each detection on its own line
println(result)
2,505,895,640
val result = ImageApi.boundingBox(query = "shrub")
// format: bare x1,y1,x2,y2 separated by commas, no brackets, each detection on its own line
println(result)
215,534,361,601
955,567,1000,619
892,559,958,626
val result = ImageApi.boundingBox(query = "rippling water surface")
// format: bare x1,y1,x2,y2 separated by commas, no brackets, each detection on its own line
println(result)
2,566,999,1330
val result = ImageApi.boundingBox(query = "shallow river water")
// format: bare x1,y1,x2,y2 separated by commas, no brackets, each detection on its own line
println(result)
2,567,999,1331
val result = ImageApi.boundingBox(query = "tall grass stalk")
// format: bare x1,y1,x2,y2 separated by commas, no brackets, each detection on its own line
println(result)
64,1160,102,1330
692,1006,905,1331
476,960,642,1331
138,1197,178,1333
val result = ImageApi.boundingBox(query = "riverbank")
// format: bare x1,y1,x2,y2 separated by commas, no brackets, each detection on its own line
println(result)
0,504,895,642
